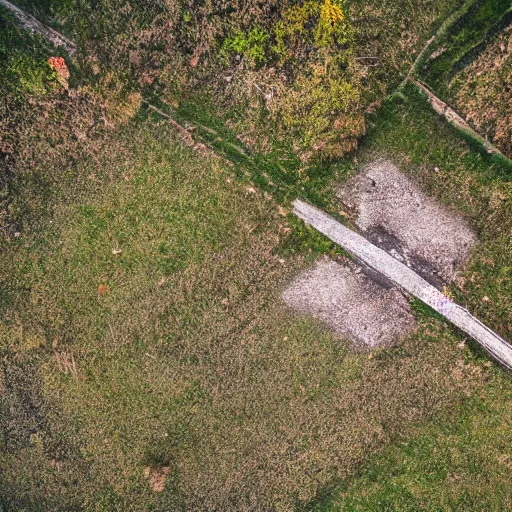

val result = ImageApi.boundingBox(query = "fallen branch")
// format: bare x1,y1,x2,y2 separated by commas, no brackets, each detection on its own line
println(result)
0,0,76,55
144,102,216,156
293,199,512,369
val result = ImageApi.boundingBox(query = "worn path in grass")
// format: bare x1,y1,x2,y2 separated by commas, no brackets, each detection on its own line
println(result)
401,0,512,163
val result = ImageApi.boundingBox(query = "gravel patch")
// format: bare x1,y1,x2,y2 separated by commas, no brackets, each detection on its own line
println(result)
337,160,477,285
283,257,416,348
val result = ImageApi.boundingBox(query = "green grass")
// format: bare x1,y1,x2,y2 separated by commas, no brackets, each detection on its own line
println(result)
420,0,512,98
0,6,59,98
306,388,512,511
147,96,354,256
148,97,352,208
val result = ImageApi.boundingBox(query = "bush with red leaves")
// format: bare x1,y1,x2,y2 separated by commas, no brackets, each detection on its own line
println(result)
48,56,70,83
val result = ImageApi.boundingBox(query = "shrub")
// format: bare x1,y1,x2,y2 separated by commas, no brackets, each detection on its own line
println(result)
270,51,364,157
218,0,364,159
274,0,351,57
221,27,270,67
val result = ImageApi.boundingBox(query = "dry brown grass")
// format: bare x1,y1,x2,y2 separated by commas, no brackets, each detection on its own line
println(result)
0,72,146,239
451,25,512,158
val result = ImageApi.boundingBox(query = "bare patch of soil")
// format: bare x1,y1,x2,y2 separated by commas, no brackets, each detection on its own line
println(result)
337,160,477,285
144,466,171,492
283,257,416,348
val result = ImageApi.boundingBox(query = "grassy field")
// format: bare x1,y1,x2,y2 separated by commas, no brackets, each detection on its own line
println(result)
307,389,512,511
1,104,493,511
1,3,512,511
